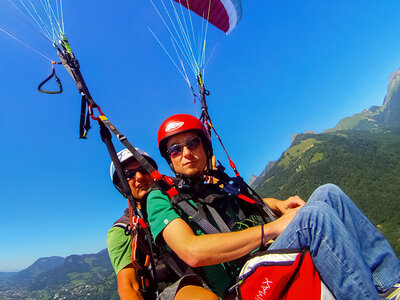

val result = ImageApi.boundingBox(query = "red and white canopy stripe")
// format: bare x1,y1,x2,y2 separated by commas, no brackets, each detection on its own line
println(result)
174,0,242,34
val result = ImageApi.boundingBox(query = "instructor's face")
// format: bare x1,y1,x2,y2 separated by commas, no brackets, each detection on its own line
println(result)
166,132,207,178
124,161,153,199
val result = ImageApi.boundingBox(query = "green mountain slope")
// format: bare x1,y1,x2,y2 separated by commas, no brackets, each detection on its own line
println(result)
0,249,118,300
253,129,400,256
325,68,400,133
252,68,400,258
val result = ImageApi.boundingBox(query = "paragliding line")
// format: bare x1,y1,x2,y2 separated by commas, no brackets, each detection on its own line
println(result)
148,26,191,86
149,0,196,74
164,0,198,73
172,0,199,72
0,26,53,62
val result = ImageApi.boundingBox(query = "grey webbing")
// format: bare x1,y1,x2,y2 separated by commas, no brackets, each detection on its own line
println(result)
205,204,231,233
176,201,220,234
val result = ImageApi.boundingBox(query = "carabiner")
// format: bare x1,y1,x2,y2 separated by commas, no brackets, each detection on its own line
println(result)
88,104,105,120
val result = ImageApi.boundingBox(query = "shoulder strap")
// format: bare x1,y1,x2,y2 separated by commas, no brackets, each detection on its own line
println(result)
171,182,236,234
204,204,231,233
174,200,221,234
112,222,128,230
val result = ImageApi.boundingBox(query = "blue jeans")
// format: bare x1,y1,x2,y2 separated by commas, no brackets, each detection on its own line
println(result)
269,184,400,299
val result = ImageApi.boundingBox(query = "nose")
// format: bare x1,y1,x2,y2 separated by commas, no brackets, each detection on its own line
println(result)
182,145,193,157
135,171,144,180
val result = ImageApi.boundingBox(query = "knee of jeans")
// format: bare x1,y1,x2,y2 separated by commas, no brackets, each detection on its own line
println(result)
297,201,334,231
309,184,345,203
315,183,342,194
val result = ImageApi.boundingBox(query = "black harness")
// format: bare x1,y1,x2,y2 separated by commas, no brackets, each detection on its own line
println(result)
169,168,276,236
150,170,277,291
112,207,200,299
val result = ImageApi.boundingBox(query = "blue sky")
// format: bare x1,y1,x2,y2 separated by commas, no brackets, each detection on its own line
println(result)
1,0,400,272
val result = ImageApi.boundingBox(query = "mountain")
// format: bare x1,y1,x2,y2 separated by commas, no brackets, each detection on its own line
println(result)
0,272,16,280
323,68,400,132
382,69,400,129
251,68,400,258
13,256,64,283
0,249,118,300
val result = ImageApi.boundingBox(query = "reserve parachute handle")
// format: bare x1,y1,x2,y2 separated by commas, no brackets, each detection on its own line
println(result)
38,61,63,94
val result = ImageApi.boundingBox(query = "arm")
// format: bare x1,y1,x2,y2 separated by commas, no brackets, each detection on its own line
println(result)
107,227,143,300
117,265,144,300
162,207,300,267
263,196,305,217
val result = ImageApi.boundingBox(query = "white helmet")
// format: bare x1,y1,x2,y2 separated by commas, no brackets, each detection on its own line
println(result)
110,148,157,194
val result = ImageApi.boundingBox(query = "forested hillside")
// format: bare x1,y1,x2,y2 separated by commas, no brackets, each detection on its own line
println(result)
253,129,400,256
0,250,118,300
252,67,400,257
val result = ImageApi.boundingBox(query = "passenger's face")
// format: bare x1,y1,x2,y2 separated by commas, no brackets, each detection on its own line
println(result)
123,160,153,199
166,132,207,178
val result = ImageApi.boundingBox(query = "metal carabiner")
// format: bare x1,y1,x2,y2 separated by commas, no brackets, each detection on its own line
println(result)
88,104,105,120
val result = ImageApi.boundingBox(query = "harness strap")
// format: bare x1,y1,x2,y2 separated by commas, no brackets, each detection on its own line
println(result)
112,222,128,229
175,201,220,234
194,200,207,219
159,251,196,278
205,204,231,233
128,203,140,269
236,205,246,222
79,96,91,139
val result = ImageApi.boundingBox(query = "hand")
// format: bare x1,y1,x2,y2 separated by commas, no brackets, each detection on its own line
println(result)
266,206,301,240
276,196,305,215
117,265,144,300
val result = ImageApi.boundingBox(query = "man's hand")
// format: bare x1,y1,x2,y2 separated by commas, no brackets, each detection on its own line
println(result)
263,196,305,216
277,196,305,214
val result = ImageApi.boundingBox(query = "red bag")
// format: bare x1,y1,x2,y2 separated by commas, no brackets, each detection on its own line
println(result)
227,248,335,300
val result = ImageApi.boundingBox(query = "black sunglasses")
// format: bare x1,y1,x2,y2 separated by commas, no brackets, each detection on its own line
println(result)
167,137,202,158
124,166,148,179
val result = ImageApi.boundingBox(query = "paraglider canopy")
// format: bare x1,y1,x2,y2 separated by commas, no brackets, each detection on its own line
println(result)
174,0,242,34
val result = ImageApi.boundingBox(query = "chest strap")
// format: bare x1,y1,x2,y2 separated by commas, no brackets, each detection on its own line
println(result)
175,200,220,234
204,204,231,233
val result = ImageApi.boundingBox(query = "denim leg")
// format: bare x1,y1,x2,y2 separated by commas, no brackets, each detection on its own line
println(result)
307,184,400,292
269,195,381,299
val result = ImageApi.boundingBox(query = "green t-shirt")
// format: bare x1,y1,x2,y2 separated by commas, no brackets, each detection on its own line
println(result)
147,189,244,296
107,226,132,274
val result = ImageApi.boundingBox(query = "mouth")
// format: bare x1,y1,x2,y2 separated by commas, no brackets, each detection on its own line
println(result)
136,184,150,190
183,161,198,167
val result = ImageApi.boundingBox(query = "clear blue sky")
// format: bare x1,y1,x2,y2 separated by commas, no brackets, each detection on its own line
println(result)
1,0,400,272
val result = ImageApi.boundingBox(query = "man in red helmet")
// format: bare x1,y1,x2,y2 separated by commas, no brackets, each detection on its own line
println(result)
147,114,400,299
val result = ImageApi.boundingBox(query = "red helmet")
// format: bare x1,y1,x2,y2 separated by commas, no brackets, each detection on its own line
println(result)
158,114,212,162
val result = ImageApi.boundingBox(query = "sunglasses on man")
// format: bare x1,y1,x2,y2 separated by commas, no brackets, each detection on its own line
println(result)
167,137,202,158
124,166,148,180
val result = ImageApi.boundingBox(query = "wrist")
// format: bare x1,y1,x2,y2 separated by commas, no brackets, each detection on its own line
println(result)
263,222,280,241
